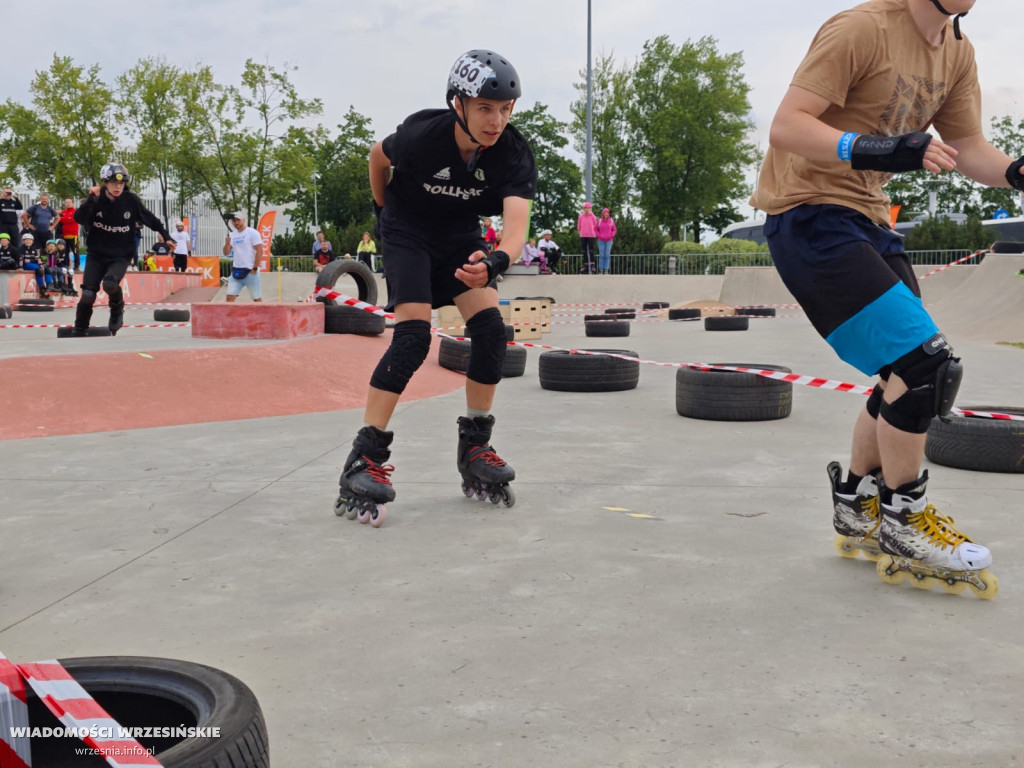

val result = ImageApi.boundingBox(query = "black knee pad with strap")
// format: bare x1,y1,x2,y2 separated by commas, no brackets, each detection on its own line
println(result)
880,333,963,434
466,307,507,385
101,276,122,300
866,383,884,419
369,319,432,394
78,288,97,308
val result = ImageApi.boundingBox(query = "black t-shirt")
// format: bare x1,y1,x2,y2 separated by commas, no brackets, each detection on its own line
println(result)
73,190,170,259
0,196,22,225
381,109,536,236
152,242,172,256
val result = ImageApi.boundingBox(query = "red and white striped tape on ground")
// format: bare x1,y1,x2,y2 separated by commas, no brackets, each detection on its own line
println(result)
18,660,162,768
918,249,986,280
0,652,32,768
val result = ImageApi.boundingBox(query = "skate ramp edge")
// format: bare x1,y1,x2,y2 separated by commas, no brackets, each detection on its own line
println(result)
719,267,797,307
929,254,1024,341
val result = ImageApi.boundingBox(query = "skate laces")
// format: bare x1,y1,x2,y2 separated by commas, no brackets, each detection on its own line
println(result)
470,445,506,466
859,494,882,539
364,459,395,485
907,505,971,551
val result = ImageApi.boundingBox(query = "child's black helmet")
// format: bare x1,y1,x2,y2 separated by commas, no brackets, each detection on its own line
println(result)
446,50,521,103
100,162,131,185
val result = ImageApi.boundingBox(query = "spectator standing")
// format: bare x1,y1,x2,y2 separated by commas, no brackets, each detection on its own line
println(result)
596,207,617,275
0,233,19,270
537,229,563,274
170,219,191,272
312,231,334,272
73,163,172,336
356,231,376,270
222,212,264,302
576,201,598,274
482,217,497,251
0,188,23,250
56,198,80,270
26,194,58,244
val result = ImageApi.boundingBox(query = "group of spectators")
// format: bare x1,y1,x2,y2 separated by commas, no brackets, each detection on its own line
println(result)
0,190,79,295
312,230,380,273
513,202,618,275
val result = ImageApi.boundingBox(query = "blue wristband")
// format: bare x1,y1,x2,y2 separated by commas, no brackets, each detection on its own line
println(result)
837,132,859,162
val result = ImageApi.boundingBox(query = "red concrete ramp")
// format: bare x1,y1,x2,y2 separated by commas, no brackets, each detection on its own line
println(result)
0,334,464,440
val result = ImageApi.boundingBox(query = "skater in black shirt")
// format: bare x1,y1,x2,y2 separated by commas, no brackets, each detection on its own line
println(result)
335,49,537,527
72,163,171,336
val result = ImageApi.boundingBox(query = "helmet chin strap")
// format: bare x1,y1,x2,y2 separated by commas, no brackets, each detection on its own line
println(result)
449,94,485,172
929,0,966,40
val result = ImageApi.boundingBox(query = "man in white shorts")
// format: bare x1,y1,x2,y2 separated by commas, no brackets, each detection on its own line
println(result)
222,212,263,302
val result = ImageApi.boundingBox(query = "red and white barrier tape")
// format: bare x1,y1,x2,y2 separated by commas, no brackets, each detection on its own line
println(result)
315,289,1024,422
18,660,162,767
0,652,31,768
918,249,986,280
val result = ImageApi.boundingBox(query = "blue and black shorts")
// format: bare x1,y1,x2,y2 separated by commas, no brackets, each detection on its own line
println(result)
764,204,938,376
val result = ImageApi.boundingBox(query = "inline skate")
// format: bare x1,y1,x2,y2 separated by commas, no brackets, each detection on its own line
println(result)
335,425,395,527
457,415,515,507
828,461,882,561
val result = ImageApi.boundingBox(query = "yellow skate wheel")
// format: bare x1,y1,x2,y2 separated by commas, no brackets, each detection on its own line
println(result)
909,572,936,591
834,534,859,559
876,556,905,585
969,570,999,600
941,578,967,595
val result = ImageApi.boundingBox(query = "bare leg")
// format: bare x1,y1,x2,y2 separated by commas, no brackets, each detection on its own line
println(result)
849,380,884,476
363,301,432,429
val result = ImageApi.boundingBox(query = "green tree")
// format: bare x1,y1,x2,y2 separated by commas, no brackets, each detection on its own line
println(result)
180,59,321,225
512,102,582,233
290,107,376,233
627,36,755,241
116,57,195,227
0,55,116,197
902,215,989,251
570,53,635,217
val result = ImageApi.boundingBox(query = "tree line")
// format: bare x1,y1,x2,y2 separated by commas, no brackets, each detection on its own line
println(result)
1,48,1020,253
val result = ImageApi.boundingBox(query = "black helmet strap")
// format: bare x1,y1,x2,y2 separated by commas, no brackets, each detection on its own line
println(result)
929,0,966,40
449,93,481,146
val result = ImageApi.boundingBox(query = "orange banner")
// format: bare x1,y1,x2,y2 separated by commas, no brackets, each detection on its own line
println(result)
889,204,901,229
257,211,275,271
152,256,222,287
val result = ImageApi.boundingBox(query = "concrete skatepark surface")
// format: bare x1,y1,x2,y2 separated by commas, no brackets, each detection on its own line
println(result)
1,256,1023,767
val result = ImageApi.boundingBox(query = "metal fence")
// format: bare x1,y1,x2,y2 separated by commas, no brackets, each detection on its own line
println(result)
262,249,977,275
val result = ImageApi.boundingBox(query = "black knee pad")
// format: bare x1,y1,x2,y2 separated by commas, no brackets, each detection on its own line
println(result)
880,332,963,433
369,319,431,394
865,383,884,419
78,288,97,309
101,276,122,298
466,307,507,385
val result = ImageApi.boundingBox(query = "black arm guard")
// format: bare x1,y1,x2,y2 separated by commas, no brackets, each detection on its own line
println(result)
851,132,932,172
1006,156,1024,192
480,249,510,283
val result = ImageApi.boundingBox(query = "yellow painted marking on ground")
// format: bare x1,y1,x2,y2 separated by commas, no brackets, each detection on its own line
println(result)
627,513,656,519
138,353,154,359
603,506,630,512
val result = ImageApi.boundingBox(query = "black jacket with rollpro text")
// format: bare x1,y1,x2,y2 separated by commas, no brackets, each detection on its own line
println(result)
74,190,170,259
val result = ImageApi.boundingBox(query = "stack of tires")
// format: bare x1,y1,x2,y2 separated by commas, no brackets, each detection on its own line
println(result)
315,260,385,336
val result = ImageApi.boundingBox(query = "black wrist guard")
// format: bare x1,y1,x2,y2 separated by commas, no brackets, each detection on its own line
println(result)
480,249,510,283
851,132,932,172
1006,156,1024,192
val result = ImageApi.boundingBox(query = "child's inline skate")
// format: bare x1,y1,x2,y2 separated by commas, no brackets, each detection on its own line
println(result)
457,415,515,507
334,425,395,528
876,471,998,598
828,461,882,561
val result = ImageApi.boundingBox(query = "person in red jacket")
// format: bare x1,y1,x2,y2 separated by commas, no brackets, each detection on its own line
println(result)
56,198,80,270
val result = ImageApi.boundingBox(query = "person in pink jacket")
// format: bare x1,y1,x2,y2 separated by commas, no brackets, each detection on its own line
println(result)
596,207,617,274
576,201,598,274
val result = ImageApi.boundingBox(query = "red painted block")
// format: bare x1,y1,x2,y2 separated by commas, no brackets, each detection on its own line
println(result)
192,302,325,339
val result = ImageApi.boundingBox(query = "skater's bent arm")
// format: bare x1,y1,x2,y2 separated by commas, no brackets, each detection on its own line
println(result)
368,142,391,208
498,196,531,260
137,200,171,242
946,133,1019,187
769,86,957,173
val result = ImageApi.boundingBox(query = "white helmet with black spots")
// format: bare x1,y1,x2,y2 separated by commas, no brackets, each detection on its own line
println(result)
100,162,131,186
446,50,521,150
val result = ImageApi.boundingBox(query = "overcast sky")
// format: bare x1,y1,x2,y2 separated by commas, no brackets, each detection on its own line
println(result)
5,0,1022,211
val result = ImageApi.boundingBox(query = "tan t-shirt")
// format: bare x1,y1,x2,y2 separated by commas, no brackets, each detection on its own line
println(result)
751,0,981,226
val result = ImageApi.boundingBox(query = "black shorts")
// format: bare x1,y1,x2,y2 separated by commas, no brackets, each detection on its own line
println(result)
81,253,130,293
380,214,494,309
